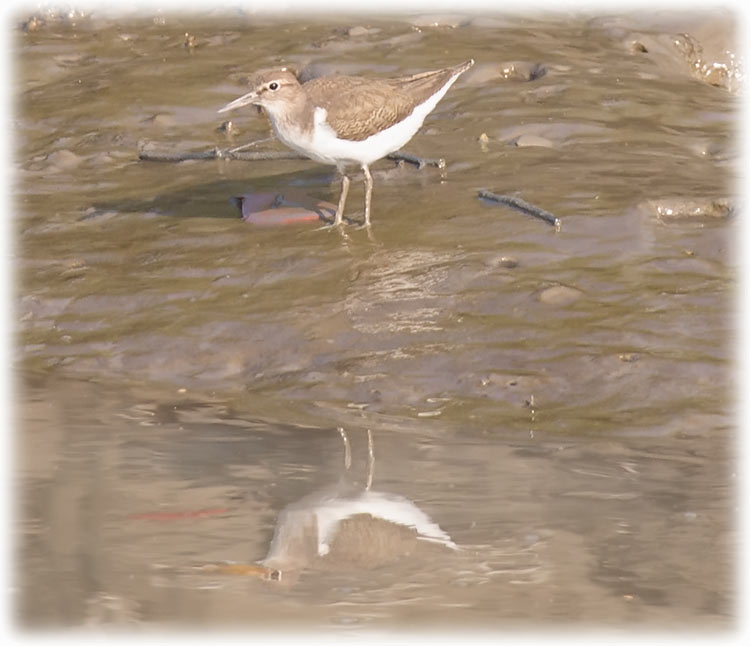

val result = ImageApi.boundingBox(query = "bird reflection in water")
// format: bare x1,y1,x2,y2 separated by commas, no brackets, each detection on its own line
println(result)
202,427,458,584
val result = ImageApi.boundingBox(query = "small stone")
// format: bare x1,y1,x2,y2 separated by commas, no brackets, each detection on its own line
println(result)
512,134,554,148
498,256,518,268
500,61,547,81
639,198,734,221
347,25,373,37
60,258,87,279
479,132,490,152
46,149,83,170
618,353,639,363
537,285,582,306
463,61,546,85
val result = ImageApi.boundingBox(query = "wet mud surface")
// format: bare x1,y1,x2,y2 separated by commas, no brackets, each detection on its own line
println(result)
13,8,738,631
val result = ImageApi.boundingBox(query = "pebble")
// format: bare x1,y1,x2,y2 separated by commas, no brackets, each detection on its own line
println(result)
498,121,605,146
627,39,649,53
639,198,733,221
233,191,335,225
497,256,519,268
218,120,234,134
537,285,583,306
463,61,546,85
348,25,379,37
60,259,88,280
512,134,555,148
46,149,83,170
500,61,547,81
478,132,490,152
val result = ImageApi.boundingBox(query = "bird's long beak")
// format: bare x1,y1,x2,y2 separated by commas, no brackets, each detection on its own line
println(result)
218,90,258,113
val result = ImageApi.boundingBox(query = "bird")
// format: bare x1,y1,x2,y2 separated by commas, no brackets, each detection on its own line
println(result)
218,59,475,227
199,428,458,584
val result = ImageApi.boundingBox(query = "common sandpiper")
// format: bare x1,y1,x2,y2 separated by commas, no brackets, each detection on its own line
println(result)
218,59,474,227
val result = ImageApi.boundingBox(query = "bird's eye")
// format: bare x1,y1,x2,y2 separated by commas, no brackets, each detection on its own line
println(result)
268,81,279,91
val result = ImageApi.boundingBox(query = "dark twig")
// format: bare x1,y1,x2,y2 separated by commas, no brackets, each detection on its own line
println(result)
137,142,443,169
387,151,446,169
478,190,562,231
138,145,303,162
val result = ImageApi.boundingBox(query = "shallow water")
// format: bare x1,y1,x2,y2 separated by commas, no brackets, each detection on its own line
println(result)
14,8,737,630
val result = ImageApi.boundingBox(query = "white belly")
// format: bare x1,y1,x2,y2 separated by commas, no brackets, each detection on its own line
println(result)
305,106,426,167
268,74,458,169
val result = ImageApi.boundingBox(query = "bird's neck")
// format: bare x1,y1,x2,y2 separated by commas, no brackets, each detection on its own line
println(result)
264,91,315,140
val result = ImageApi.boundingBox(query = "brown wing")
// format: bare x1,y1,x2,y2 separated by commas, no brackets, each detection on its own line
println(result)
303,76,419,141
383,61,473,104
302,61,474,142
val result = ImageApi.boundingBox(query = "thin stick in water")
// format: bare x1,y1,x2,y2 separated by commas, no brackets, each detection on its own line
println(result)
138,142,443,169
478,190,562,231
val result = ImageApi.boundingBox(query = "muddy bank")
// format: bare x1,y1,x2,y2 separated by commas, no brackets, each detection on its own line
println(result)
14,8,737,630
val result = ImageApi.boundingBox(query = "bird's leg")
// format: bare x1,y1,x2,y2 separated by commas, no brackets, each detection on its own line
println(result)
362,165,373,227
337,427,352,471
365,428,374,491
333,171,350,226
